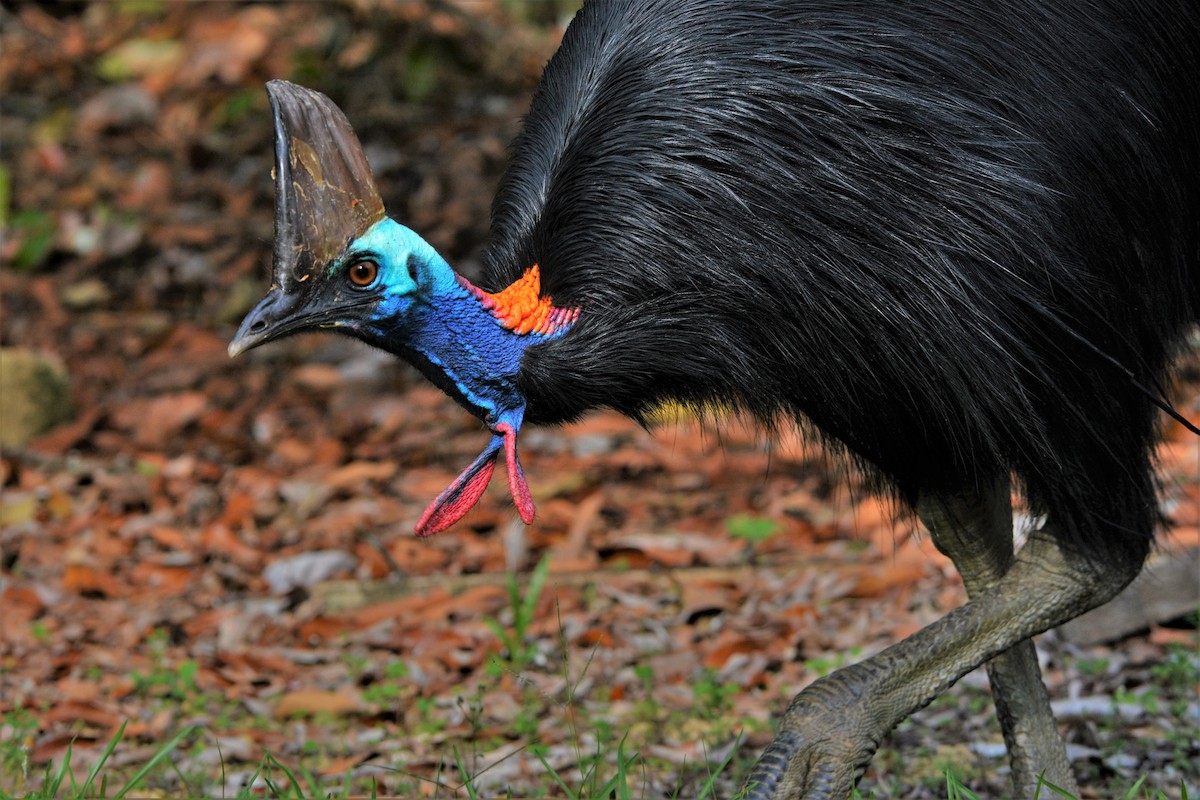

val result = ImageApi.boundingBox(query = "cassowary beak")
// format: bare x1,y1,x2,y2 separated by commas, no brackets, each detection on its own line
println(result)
229,80,385,358
227,287,305,357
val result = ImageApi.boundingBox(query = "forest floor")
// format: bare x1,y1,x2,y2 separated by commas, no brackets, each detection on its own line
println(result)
1,3,1197,798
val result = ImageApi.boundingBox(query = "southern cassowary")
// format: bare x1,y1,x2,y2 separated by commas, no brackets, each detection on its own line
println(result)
229,1,1199,796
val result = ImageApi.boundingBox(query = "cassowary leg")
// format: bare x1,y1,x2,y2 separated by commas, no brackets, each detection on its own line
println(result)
918,484,1079,797
741,510,1146,800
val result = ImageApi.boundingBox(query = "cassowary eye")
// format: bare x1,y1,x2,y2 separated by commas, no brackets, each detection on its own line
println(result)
347,259,378,288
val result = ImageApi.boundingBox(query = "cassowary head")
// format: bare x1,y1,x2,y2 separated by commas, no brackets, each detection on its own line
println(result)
229,81,578,536
227,81,453,359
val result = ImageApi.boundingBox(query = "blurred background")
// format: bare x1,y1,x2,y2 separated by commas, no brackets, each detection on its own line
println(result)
1,2,1196,797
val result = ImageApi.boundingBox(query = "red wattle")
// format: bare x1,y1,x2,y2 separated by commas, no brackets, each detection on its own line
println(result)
415,453,498,537
497,422,536,524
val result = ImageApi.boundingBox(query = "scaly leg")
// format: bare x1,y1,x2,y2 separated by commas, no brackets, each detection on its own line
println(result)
918,484,1079,797
742,513,1147,799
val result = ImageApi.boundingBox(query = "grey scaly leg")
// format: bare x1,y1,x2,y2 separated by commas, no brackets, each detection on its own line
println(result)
919,484,1079,797
742,497,1146,799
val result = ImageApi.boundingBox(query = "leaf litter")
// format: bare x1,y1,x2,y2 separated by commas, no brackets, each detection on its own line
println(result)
1,2,1197,798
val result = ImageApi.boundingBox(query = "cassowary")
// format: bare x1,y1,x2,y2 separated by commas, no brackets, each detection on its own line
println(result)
229,1,1199,796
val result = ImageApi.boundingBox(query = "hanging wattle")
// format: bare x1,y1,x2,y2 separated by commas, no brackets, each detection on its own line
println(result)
393,263,580,536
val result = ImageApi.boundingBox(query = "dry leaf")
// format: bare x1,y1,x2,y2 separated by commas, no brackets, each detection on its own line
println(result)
274,689,361,719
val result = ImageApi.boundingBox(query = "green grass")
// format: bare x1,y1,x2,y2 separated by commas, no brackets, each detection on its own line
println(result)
3,717,1192,799
484,554,553,674
724,513,781,544
5,581,1192,798
5,722,199,800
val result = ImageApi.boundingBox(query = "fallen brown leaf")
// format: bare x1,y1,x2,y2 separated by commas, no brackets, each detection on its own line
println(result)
274,688,361,719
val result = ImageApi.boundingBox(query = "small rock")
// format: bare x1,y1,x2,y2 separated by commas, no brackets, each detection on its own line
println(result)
61,278,112,310
1103,752,1141,771
77,84,158,134
0,348,73,447
1051,696,1147,720
969,742,1008,760
262,550,356,594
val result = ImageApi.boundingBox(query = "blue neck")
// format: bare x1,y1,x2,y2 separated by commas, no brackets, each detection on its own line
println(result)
369,273,564,536
346,218,575,535
403,284,532,425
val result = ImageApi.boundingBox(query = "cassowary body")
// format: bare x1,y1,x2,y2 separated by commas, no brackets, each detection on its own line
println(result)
230,1,1199,796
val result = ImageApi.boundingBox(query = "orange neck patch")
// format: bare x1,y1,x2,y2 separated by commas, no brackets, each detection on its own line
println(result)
461,265,580,336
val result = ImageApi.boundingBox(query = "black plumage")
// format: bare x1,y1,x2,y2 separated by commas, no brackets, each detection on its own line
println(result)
490,0,1197,564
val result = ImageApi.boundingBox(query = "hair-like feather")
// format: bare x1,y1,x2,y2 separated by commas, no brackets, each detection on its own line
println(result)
484,0,1199,558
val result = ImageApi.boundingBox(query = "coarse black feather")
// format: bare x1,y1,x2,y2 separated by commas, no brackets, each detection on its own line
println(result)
482,0,1200,560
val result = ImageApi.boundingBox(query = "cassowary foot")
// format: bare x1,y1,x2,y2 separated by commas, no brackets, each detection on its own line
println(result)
740,665,888,799
741,526,1146,799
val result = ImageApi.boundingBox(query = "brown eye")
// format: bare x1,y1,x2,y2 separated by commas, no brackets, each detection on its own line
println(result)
347,259,378,288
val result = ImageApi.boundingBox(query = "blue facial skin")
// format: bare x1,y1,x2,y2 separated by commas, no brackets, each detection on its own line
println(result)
335,217,560,434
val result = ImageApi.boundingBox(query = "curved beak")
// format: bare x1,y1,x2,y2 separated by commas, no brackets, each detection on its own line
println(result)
228,288,305,357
